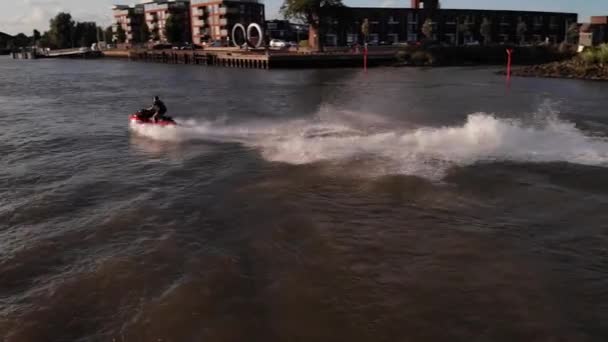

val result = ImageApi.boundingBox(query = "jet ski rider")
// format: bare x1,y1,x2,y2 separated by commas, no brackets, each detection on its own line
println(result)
148,96,168,122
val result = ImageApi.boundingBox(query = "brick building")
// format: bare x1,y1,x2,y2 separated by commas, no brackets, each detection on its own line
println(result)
144,0,191,43
190,0,265,45
112,4,145,44
580,16,608,47
321,5,577,47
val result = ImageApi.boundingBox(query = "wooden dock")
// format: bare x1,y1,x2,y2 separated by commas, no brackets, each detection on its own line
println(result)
108,48,397,69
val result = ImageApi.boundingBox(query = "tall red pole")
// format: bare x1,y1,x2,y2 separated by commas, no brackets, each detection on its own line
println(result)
506,48,513,80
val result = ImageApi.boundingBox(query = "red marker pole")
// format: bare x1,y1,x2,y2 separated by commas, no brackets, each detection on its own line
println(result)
506,48,513,80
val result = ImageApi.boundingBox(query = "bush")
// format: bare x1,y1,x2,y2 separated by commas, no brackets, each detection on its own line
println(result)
411,50,432,65
600,44,608,64
580,44,608,65
299,40,309,48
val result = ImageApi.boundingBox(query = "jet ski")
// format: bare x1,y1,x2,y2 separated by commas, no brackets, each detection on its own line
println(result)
129,108,177,126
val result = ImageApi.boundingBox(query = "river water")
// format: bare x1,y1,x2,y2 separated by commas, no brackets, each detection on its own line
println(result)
2,56,608,341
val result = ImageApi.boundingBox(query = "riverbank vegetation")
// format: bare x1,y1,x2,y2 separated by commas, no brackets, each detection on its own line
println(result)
2,12,103,52
510,44,608,81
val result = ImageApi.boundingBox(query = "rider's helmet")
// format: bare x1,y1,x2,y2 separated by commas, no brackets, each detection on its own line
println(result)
154,96,160,101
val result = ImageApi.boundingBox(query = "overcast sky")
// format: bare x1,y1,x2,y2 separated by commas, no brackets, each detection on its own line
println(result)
1,0,607,35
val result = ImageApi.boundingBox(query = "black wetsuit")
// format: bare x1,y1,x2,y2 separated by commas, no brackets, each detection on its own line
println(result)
153,99,167,116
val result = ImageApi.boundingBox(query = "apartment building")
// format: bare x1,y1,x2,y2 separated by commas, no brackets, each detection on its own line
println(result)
144,0,191,43
190,0,265,45
112,4,145,44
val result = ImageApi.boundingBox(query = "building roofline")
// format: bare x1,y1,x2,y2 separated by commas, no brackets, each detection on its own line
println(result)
347,7,577,16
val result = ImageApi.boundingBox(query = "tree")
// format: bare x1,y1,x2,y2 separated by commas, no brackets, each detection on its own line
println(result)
39,31,53,48
116,25,127,43
104,25,114,43
456,16,472,45
49,12,75,48
480,17,492,44
567,22,579,44
361,18,369,43
74,22,98,47
422,18,434,41
13,33,31,47
164,13,186,44
96,27,104,42
32,29,41,46
516,19,527,45
281,0,344,51
138,23,151,43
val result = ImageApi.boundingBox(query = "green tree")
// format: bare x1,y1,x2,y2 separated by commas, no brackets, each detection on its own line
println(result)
116,25,127,43
13,33,31,47
74,22,98,47
516,19,527,45
138,23,151,43
422,18,434,41
49,12,75,48
32,29,41,46
281,0,344,51
480,17,492,44
361,18,369,43
39,31,53,48
164,14,186,44
567,22,579,44
104,25,114,43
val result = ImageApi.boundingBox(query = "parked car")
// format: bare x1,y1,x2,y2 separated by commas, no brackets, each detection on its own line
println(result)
269,39,289,49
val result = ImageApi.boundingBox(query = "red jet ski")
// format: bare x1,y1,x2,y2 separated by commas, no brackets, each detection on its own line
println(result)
129,108,177,126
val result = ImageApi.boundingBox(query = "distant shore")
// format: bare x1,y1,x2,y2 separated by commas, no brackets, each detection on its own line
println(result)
507,60,608,81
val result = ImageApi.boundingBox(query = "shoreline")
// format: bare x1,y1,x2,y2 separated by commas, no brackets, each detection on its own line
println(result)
505,59,608,81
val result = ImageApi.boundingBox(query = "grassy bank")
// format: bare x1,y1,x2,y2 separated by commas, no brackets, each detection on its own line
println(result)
510,44,608,81
396,45,575,67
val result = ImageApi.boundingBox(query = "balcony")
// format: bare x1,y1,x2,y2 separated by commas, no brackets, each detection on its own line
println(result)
114,9,129,16
192,19,205,27
219,7,227,15
220,29,228,37
219,18,227,26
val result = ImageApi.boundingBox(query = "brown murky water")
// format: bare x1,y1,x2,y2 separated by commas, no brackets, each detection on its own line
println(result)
2,57,608,341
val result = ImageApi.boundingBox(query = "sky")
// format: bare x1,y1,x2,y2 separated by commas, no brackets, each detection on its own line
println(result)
1,0,607,35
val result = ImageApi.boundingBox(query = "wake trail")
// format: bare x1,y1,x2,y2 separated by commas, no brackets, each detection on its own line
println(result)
130,110,608,179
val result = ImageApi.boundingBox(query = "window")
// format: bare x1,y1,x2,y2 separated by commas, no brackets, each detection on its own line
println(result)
347,33,358,44
408,12,418,23
444,33,456,44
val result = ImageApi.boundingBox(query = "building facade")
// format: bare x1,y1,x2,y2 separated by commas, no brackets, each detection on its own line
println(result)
580,16,608,46
323,7,577,47
144,0,191,43
266,20,308,42
112,4,145,44
190,0,265,45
